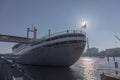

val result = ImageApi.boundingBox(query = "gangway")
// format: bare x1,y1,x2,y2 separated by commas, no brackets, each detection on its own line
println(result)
0,34,35,44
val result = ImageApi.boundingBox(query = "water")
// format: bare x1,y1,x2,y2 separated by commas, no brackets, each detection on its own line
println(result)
18,57,120,80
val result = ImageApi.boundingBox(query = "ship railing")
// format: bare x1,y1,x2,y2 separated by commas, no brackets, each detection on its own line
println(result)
31,30,85,45
40,30,86,40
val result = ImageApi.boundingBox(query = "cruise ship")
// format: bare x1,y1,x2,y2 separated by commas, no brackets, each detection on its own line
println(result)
0,23,86,66
11,27,86,66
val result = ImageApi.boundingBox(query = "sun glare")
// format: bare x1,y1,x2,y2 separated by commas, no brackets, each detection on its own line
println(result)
82,21,86,27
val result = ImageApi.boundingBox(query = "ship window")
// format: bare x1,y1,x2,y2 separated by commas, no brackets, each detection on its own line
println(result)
31,34,85,46
45,34,85,41
44,40,85,47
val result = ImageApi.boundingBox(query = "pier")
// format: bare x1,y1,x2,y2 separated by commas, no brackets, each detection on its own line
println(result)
100,72,120,80
100,57,120,80
0,58,30,80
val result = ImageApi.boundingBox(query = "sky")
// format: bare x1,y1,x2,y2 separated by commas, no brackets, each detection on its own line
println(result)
0,0,120,53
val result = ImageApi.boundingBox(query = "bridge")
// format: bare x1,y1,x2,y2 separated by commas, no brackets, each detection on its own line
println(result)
0,34,35,44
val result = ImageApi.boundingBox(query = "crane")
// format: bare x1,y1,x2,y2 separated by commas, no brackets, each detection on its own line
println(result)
87,37,89,49
114,35,120,41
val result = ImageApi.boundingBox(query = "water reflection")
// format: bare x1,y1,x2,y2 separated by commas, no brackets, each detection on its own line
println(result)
20,65,83,80
74,57,99,80
16,57,120,80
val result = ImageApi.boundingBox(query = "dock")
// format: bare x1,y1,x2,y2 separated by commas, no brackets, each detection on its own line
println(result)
100,72,120,80
0,58,30,80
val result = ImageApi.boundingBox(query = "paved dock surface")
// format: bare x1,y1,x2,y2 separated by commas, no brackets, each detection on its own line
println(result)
0,58,30,80
100,72,120,80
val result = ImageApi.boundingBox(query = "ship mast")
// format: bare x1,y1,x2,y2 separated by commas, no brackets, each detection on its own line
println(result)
27,25,37,39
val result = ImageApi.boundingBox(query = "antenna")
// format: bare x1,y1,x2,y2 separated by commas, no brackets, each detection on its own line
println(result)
48,29,51,38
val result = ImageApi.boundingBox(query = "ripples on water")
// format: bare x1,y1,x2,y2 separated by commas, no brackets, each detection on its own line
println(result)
19,57,120,80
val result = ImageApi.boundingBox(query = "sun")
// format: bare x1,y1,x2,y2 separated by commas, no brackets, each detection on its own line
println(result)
82,21,86,27
81,20,86,29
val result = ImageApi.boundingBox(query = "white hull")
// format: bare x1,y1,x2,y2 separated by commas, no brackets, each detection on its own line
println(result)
13,43,85,66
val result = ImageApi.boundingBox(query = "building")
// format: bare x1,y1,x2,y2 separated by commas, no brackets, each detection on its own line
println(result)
105,47,120,56
83,47,99,56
